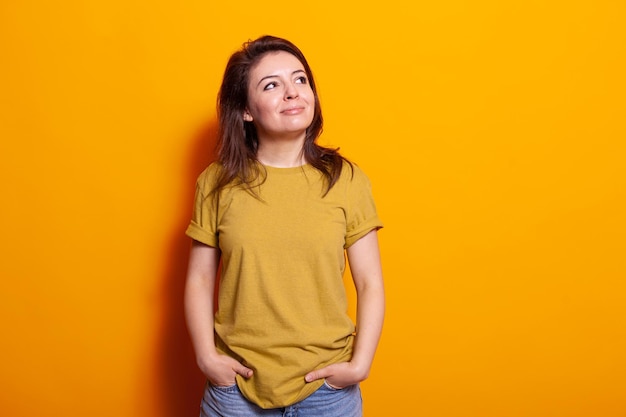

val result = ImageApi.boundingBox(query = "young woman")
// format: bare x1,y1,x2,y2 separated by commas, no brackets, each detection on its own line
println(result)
184,35,384,416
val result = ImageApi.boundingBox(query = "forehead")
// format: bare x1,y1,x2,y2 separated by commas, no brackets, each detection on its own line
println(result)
250,51,305,79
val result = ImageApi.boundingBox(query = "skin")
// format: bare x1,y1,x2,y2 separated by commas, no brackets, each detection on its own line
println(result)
184,50,385,391
243,51,315,167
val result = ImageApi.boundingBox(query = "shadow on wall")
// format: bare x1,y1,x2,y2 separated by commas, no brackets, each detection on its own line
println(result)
158,119,219,417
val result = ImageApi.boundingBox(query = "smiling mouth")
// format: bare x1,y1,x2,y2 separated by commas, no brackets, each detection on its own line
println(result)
281,107,305,114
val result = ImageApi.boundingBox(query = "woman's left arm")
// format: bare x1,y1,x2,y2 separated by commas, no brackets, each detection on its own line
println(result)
305,229,385,388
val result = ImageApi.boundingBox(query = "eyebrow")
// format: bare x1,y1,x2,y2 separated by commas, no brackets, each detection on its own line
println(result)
256,69,306,87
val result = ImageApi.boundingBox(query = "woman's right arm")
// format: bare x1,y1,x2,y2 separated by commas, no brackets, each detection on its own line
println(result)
184,240,253,385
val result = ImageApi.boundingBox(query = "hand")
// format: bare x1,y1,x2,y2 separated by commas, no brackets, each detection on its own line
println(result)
198,352,253,387
304,361,368,389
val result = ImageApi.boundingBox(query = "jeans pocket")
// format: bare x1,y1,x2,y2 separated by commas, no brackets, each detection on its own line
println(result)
209,382,238,393
323,379,345,391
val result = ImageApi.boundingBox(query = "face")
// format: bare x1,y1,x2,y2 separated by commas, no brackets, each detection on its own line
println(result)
244,51,315,141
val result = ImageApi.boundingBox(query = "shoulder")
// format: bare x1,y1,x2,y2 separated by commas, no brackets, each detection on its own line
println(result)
199,162,223,178
328,161,374,198
340,160,371,185
195,162,223,192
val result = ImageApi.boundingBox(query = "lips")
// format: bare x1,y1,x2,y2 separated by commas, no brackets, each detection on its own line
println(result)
281,106,305,114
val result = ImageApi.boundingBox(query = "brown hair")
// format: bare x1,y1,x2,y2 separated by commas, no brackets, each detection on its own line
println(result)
213,35,350,196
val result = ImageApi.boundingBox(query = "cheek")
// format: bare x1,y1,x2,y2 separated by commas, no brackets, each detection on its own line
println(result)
247,103,267,121
254,97,278,115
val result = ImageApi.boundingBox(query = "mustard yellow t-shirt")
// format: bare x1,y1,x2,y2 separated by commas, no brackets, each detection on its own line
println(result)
186,161,382,409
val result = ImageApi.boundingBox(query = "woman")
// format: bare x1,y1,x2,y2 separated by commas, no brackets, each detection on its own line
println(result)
184,35,384,416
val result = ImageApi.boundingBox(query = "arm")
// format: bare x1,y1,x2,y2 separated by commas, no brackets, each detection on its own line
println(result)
305,230,385,388
184,240,253,385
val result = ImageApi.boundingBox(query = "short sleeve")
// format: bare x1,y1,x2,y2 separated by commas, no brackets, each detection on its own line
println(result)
185,164,220,248
344,165,383,248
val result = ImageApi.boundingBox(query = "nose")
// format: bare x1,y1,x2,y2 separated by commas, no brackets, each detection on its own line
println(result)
285,82,299,100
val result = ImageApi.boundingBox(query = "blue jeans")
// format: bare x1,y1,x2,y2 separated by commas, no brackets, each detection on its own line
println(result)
200,381,362,417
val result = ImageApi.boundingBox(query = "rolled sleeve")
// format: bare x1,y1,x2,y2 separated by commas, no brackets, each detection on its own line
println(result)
185,165,220,248
344,165,383,248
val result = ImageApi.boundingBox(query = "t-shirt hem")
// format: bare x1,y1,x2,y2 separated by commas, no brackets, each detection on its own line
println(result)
237,378,324,410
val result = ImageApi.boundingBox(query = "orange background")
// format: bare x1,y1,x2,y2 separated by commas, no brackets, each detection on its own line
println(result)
1,1,625,416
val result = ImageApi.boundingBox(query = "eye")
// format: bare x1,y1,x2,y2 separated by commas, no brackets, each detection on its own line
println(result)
295,76,308,84
263,81,278,90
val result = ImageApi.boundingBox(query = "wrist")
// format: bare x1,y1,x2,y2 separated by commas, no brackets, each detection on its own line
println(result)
196,349,219,373
349,359,371,381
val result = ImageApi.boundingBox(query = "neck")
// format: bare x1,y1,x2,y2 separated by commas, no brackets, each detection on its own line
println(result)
256,134,307,168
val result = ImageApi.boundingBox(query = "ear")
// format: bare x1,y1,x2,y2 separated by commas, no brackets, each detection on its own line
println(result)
243,110,253,122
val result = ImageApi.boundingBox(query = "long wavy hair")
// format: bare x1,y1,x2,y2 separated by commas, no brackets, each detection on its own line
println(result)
213,35,350,196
